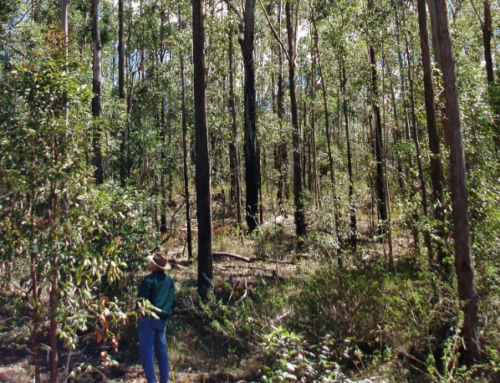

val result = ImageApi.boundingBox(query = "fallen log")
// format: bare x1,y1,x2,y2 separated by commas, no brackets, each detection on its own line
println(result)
169,259,193,266
213,252,252,262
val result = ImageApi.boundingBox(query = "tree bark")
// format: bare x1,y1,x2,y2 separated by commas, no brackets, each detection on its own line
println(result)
434,0,481,364
310,40,320,207
276,1,288,213
312,19,341,263
119,0,127,187
179,10,193,259
369,46,388,228
192,0,213,297
340,56,357,249
417,0,446,267
483,0,494,84
229,22,242,225
286,1,306,237
406,36,433,260
92,0,103,185
239,0,259,233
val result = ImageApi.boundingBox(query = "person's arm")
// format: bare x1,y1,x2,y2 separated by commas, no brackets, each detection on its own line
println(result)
163,278,176,317
137,278,151,306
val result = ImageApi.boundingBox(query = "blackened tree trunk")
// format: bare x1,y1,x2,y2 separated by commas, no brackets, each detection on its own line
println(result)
286,1,306,237
483,0,494,84
417,0,446,267
180,10,193,259
238,0,259,233
369,46,388,228
92,0,103,185
192,0,213,297
435,0,481,364
276,1,287,213
229,22,242,224
340,56,357,249
119,0,127,186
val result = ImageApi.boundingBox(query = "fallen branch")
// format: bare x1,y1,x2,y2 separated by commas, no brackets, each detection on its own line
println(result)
251,258,296,265
213,252,252,262
217,264,275,272
169,259,193,266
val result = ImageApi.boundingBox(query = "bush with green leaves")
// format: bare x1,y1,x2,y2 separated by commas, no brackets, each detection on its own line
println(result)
0,31,157,368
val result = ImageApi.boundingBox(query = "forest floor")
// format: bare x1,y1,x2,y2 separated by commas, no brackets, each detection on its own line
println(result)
2,200,496,382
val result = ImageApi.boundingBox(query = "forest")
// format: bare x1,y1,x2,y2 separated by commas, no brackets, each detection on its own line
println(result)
1,0,500,381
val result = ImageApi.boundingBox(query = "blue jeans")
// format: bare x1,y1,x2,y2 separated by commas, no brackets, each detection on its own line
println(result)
138,317,169,383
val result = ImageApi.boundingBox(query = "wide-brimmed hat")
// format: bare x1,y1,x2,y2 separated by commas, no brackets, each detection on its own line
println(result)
147,253,171,270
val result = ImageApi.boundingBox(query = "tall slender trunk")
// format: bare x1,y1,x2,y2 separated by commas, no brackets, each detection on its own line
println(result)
310,42,320,207
239,0,259,233
417,0,446,267
369,46,388,228
192,0,213,297
427,0,450,147
30,205,41,383
286,1,306,237
119,0,127,186
92,0,103,185
49,142,59,383
435,0,480,364
406,36,433,259
483,0,494,84
340,56,357,249
62,0,68,127
179,10,193,259
312,20,341,262
160,100,167,233
229,22,242,225
276,1,288,213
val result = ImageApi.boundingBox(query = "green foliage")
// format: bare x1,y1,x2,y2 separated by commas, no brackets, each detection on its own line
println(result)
262,327,346,382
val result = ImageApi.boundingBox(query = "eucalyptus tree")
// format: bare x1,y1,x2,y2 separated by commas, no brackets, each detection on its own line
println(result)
239,0,259,233
434,0,480,364
416,0,445,266
192,0,213,297
92,0,103,185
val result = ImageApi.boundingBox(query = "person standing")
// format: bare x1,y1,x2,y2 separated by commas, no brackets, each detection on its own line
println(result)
137,253,176,383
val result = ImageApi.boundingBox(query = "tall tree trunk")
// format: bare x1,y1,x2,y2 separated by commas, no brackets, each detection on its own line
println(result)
369,46,388,229
239,0,259,233
192,0,213,297
62,0,68,128
434,0,481,364
312,19,341,262
160,100,167,233
119,0,127,186
179,10,193,259
229,22,242,225
417,0,446,267
30,207,41,383
483,0,494,84
276,1,287,213
286,1,306,237
339,56,357,249
310,44,320,207
406,36,433,260
427,0,450,147
49,152,58,383
92,0,103,185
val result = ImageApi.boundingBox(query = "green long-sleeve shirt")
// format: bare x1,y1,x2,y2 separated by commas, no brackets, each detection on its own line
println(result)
137,271,176,320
